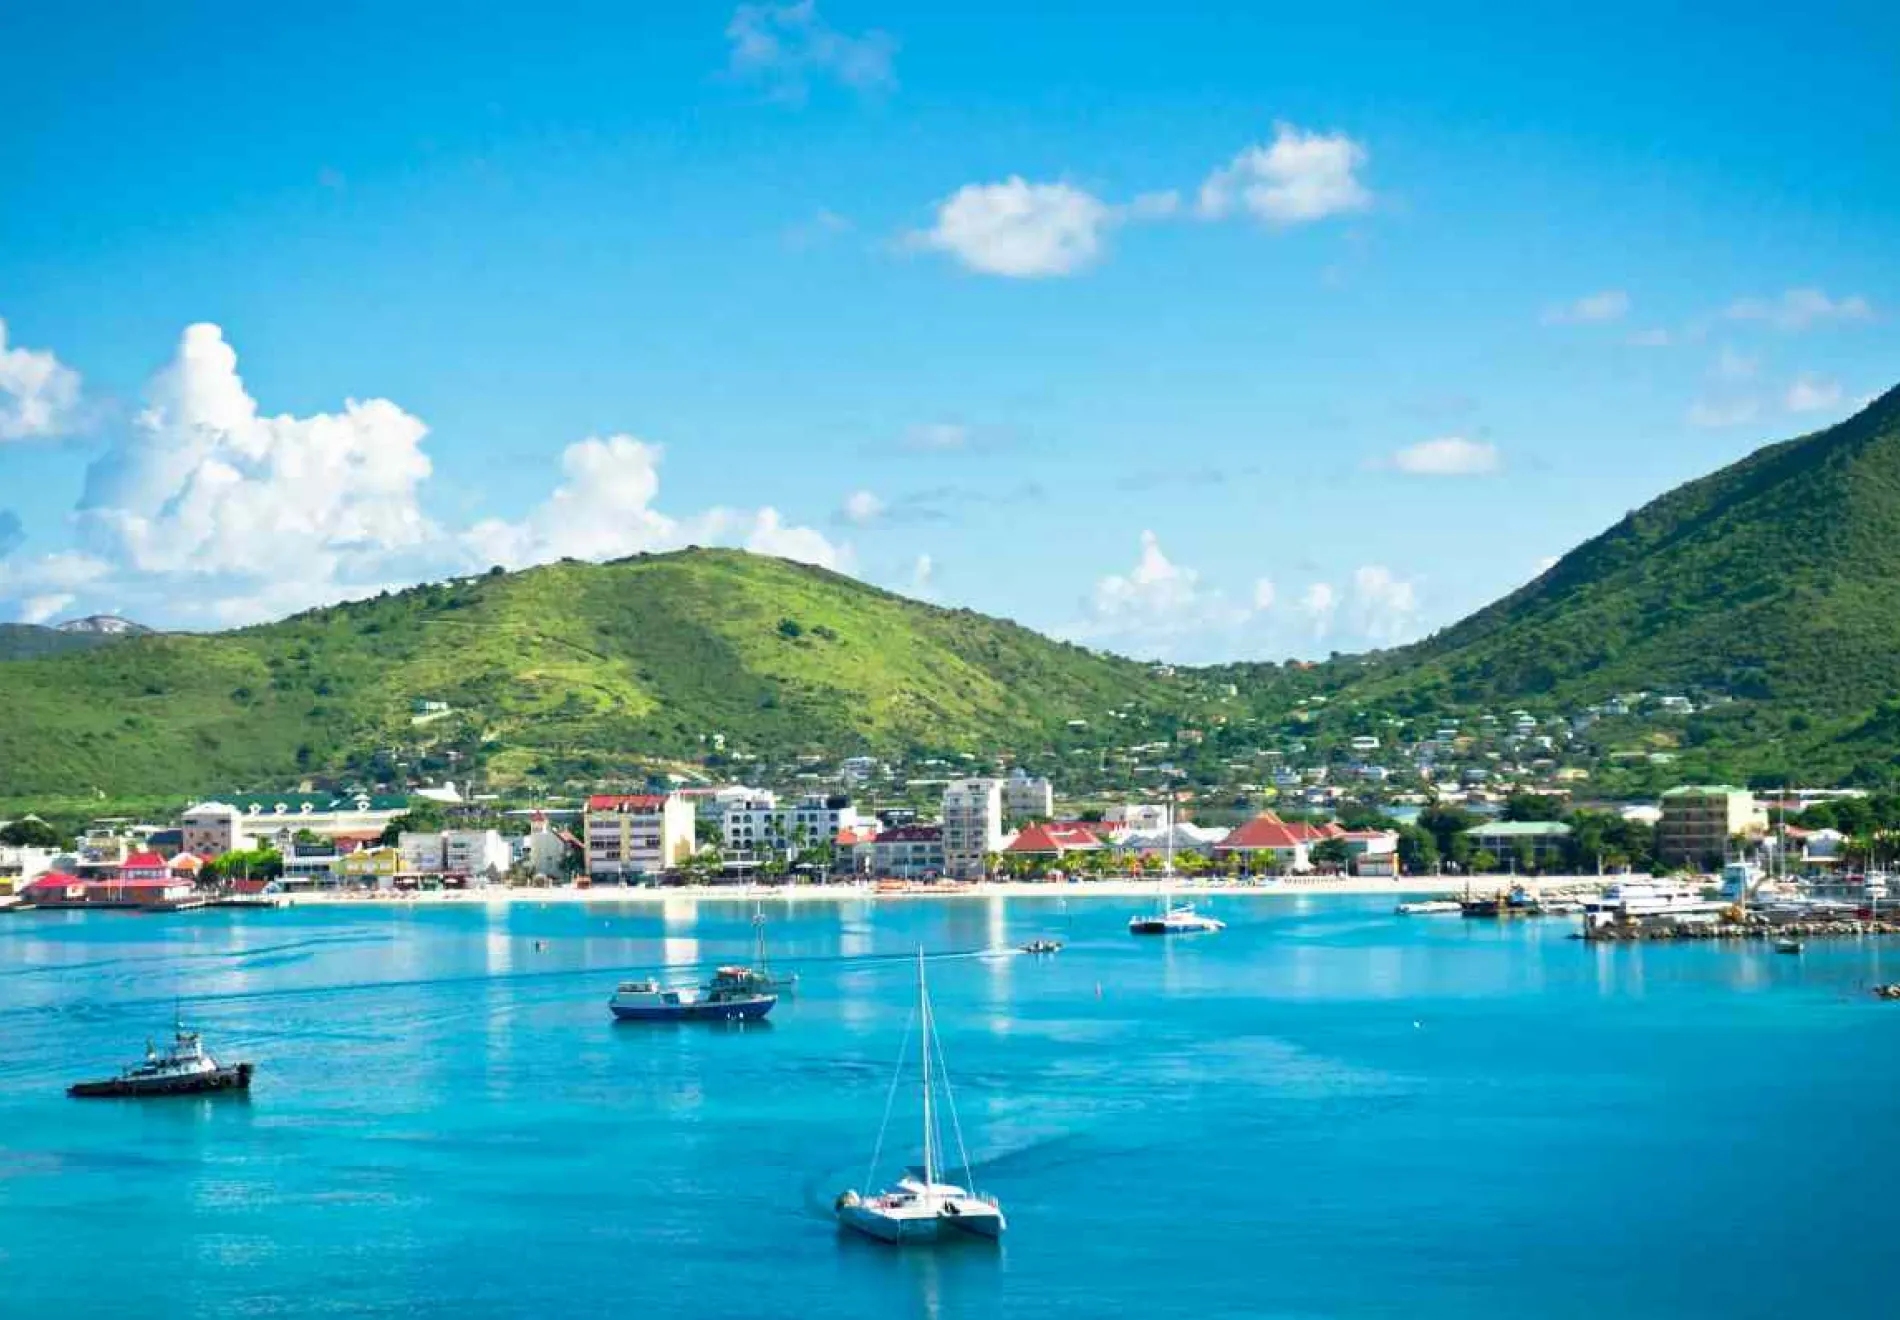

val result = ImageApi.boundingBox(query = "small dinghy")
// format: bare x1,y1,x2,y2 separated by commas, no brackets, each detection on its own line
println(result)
1020,938,1063,955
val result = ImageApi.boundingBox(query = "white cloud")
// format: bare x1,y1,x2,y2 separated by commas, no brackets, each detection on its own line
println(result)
1299,582,1337,637
1626,328,1673,347
1389,435,1501,477
840,489,885,525
0,317,83,441
1535,555,1560,575
726,2,895,99
1092,530,1203,621
1542,290,1630,325
907,553,936,599
1784,373,1843,413
900,422,970,451
1349,565,1419,644
1252,577,1276,610
1197,123,1372,224
3,324,847,626
1712,346,1758,381
1686,398,1761,429
915,178,1112,278
1726,287,1874,331
17,593,73,625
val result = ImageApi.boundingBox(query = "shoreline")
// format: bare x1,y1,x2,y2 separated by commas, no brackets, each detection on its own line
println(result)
266,875,1616,909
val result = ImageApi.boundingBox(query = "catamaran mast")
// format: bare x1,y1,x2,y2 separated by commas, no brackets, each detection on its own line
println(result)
918,947,936,1196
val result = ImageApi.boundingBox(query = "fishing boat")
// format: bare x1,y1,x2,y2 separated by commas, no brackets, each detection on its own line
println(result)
68,1021,253,1098
1396,899,1462,915
1129,800,1223,936
744,901,798,994
835,951,1006,1244
608,972,776,1022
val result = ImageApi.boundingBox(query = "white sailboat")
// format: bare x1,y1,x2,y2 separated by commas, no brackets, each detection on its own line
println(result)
835,950,1006,1244
1129,799,1223,935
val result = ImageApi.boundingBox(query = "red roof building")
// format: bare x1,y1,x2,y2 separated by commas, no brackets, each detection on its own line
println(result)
1005,822,1105,856
586,794,669,811
1215,812,1317,870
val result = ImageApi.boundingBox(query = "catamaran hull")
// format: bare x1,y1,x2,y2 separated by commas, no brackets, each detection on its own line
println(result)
609,999,775,1023
837,1205,1005,1244
68,1063,253,1098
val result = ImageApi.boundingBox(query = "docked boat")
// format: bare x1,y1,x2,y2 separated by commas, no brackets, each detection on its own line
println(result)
608,971,776,1022
1581,880,1726,931
68,1023,253,1098
836,951,1006,1244
1396,899,1462,915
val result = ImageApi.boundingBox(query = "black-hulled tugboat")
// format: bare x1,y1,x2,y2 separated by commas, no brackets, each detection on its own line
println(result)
68,1023,254,1098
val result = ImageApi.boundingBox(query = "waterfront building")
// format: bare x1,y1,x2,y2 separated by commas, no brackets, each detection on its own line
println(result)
1657,785,1764,866
180,802,254,858
1463,821,1572,865
1105,803,1170,834
401,829,511,882
0,845,61,889
1214,812,1335,872
1002,769,1055,821
1117,821,1226,860
1003,822,1104,864
222,792,409,844
863,824,945,879
720,792,860,866
336,846,402,888
584,794,697,882
941,779,1009,880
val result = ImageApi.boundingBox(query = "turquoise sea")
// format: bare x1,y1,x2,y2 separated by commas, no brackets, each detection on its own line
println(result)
3,894,1898,1318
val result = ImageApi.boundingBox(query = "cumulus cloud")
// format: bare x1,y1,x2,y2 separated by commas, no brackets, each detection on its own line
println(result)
914,178,1113,278
1686,398,1761,429
1784,373,1844,413
3,324,847,626
1197,123,1372,224
0,318,83,441
17,593,73,625
1542,290,1630,325
1299,582,1337,637
1349,565,1419,644
840,489,885,525
1726,288,1874,331
1388,435,1501,476
725,1,895,99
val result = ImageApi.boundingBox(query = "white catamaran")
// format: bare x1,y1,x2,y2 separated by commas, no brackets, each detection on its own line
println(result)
835,950,1006,1244
1129,800,1224,935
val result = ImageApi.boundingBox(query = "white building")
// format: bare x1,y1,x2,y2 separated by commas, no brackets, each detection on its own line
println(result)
942,778,1009,881
1002,769,1054,821
1105,803,1170,834
180,803,255,859
839,756,882,784
585,794,697,882
522,815,573,877
721,793,860,864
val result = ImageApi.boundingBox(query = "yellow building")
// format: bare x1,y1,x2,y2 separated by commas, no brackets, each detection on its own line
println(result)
337,846,403,887
1657,786,1763,866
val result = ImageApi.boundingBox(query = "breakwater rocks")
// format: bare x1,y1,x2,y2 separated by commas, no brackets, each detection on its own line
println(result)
1584,919,1900,944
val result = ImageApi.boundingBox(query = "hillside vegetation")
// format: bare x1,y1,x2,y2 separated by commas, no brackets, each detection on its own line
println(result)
0,550,1208,796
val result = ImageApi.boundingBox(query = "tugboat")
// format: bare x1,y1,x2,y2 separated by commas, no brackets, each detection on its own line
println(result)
608,969,777,1022
68,1022,253,1098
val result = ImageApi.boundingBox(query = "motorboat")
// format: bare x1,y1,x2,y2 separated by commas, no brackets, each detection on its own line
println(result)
69,1023,253,1098
608,974,776,1022
1774,938,1804,955
1019,938,1064,954
836,951,1006,1244
1396,899,1462,915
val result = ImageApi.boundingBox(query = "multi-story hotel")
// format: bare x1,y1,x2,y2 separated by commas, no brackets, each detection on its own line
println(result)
584,794,697,882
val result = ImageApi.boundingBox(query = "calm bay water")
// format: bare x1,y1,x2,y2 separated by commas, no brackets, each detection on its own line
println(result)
3,894,1898,1318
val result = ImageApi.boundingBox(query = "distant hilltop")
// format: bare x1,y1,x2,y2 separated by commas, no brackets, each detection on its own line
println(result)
54,615,150,636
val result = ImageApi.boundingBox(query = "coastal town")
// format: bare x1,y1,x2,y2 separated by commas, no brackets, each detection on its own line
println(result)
4,763,1896,941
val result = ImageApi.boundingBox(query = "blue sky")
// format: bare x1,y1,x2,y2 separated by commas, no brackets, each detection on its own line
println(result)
2,1,1896,659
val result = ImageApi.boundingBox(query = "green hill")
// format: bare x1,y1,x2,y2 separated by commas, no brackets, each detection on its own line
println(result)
1352,384,1900,780
0,549,1217,797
